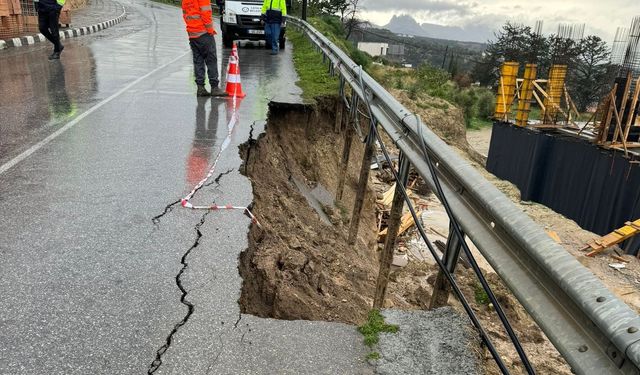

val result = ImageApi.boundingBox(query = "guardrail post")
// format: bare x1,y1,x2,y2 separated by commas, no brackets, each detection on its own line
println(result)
283,18,640,372
336,121,353,202
348,119,376,245
373,153,410,308
429,223,463,308
301,0,307,20
334,98,343,133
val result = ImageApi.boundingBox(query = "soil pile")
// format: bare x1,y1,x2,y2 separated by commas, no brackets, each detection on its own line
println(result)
239,98,380,324
389,88,486,165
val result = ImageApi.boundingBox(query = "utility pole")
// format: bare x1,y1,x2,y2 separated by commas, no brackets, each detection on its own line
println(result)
441,45,449,69
301,0,307,20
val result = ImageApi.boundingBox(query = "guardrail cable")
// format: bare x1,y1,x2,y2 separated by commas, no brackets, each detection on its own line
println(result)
356,68,535,375
415,113,536,374
290,17,640,374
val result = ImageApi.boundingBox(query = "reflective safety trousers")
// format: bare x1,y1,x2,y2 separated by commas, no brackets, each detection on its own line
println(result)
182,0,214,39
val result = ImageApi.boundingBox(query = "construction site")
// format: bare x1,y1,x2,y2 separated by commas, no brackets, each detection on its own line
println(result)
488,16,640,256
236,14,640,374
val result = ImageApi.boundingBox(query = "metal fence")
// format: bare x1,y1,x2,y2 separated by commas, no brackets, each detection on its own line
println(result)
289,17,640,375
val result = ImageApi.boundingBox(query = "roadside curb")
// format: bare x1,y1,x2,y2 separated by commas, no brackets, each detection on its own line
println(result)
0,2,127,50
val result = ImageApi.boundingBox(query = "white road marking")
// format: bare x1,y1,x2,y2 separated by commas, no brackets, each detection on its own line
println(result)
0,50,190,176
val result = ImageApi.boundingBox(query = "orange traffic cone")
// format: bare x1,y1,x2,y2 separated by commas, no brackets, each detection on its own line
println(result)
225,55,246,98
231,41,239,60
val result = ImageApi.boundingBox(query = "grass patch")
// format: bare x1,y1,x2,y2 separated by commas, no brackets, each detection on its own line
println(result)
358,309,399,347
474,283,490,305
366,352,380,360
289,29,339,102
468,117,493,130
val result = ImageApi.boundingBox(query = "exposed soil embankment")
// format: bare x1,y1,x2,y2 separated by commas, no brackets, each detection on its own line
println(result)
389,88,487,165
236,95,570,373
238,98,379,324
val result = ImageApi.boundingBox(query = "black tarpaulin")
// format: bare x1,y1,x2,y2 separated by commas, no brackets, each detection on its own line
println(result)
486,121,640,254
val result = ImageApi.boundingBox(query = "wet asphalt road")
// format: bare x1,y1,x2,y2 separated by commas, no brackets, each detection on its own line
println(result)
0,1,371,374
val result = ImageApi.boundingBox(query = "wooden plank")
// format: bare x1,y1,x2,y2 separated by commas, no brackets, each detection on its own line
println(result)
531,124,566,129
613,72,632,145
610,93,628,155
547,230,562,244
585,218,640,256
376,183,413,209
578,111,597,136
532,90,545,113
600,88,617,144
378,210,423,242
608,142,640,148
532,80,578,127
623,77,640,142
500,76,507,121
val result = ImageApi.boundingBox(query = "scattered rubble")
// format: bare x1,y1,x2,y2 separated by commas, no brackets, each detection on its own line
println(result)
236,93,640,374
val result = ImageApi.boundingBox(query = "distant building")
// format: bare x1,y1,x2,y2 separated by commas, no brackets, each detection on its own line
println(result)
357,42,389,57
388,44,405,56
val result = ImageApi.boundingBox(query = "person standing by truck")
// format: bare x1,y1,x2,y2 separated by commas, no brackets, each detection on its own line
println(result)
182,0,226,96
260,0,286,55
34,0,64,60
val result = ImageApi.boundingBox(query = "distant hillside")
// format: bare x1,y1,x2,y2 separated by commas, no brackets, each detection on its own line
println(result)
384,14,426,37
351,26,486,74
384,14,494,43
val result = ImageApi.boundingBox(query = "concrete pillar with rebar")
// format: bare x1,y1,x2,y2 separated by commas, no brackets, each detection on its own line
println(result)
515,64,537,127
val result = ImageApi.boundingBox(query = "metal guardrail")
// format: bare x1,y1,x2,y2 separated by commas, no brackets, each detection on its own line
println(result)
290,17,640,374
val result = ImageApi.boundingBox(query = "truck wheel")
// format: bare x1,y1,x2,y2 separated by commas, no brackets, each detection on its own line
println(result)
279,37,285,50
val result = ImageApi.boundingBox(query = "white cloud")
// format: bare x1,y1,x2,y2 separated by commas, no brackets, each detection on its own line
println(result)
359,0,638,42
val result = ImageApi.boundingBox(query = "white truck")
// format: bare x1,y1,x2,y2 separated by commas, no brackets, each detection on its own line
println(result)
219,0,292,49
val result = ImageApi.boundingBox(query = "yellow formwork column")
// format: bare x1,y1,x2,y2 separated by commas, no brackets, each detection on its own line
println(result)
494,62,519,121
543,64,568,123
515,64,537,127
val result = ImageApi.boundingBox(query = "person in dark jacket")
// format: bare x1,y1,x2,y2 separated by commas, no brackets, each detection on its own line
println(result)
34,0,64,60
260,0,286,55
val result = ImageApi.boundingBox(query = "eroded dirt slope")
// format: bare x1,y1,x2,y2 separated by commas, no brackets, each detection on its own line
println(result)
239,98,380,324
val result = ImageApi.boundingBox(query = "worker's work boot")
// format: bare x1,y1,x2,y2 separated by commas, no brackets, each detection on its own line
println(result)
209,87,227,97
196,85,210,97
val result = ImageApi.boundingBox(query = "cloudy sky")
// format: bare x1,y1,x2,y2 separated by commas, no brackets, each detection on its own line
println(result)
359,0,638,42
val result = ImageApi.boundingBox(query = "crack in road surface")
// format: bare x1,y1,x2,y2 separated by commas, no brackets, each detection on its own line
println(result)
205,326,225,375
243,121,259,175
233,312,242,328
148,211,210,374
151,169,234,225
204,168,234,188
152,199,181,225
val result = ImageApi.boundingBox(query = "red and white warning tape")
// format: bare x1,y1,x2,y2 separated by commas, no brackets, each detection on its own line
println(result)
180,54,260,227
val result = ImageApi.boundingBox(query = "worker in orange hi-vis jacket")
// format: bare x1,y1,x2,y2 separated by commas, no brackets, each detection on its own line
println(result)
182,0,227,97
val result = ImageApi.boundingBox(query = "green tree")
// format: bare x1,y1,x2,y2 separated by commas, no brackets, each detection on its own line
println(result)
321,0,349,20
567,35,611,111
471,23,533,86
